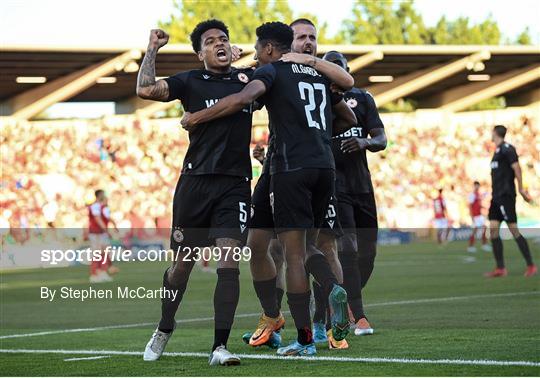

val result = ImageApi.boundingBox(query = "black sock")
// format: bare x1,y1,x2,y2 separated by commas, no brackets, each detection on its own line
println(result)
253,277,279,318
305,253,337,296
158,268,188,332
312,281,326,324
212,268,240,351
491,237,505,268
339,251,364,322
358,242,376,289
287,291,312,345
276,287,284,312
515,235,534,266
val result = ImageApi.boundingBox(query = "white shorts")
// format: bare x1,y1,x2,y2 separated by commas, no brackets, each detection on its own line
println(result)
434,218,448,229
472,215,485,228
89,233,110,250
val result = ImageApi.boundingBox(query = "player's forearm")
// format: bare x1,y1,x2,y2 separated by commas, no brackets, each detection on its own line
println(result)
366,134,387,152
191,94,247,124
512,163,524,191
312,57,354,90
136,46,169,101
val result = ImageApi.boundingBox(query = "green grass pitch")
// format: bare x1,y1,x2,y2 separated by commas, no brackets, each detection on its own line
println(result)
1,240,539,376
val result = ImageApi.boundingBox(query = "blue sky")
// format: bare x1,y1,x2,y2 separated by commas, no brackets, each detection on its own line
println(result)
1,0,538,118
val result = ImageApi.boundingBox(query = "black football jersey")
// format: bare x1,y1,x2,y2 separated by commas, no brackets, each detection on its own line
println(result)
165,68,254,178
331,88,384,194
252,61,339,174
491,142,518,198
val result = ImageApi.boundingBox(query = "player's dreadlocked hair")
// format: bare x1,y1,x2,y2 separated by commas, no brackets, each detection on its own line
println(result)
255,22,293,53
190,19,229,53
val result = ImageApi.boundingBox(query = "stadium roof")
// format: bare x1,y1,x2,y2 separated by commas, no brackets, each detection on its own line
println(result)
1,44,539,120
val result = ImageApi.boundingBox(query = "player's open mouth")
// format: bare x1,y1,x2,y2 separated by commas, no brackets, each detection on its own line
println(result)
216,48,228,61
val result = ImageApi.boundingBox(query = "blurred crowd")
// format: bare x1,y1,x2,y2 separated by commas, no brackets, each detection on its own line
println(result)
1,113,538,235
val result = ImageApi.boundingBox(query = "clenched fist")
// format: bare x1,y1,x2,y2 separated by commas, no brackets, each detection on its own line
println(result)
149,29,169,49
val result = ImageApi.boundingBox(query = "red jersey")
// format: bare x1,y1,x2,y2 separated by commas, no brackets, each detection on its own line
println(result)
88,201,109,234
468,190,483,216
433,196,446,219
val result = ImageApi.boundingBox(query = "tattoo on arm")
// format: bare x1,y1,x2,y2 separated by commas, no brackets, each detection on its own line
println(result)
137,47,169,101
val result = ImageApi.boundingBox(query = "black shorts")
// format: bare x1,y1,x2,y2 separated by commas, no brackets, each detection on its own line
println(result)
320,193,344,238
488,195,517,223
250,173,274,229
170,174,251,250
270,168,335,232
338,191,378,242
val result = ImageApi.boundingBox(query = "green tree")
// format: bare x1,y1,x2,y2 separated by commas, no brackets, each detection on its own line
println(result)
396,1,429,44
516,27,532,45
158,0,333,45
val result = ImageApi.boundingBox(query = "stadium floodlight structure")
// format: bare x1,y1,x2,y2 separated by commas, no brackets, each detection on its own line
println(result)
0,44,538,120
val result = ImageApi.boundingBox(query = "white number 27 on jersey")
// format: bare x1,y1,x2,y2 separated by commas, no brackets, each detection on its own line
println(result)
298,82,327,130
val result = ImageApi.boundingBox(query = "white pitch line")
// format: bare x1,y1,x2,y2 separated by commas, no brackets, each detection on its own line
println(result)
1,291,538,340
365,291,540,308
0,348,538,367
0,312,261,340
64,355,110,361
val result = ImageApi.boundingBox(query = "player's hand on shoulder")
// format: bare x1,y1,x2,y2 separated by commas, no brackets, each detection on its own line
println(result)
280,52,313,66
149,29,169,49
231,45,243,62
341,137,369,153
181,112,196,132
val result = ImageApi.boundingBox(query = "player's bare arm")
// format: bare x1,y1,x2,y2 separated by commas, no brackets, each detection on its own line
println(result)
136,29,170,101
280,52,354,90
511,161,532,203
341,128,387,154
181,80,267,130
332,99,357,135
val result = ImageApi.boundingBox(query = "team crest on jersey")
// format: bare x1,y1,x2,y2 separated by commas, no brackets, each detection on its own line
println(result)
346,98,358,108
238,72,249,83
172,229,184,243
202,74,211,80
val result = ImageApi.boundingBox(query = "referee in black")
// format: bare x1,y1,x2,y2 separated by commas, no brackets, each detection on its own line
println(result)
485,125,536,278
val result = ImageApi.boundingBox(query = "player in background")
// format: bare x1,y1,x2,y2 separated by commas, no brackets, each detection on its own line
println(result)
181,21,357,356
485,125,537,278
433,188,449,245
88,189,114,283
316,50,387,341
467,181,491,253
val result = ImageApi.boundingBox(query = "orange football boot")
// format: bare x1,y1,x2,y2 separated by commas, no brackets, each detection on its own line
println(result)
249,313,285,346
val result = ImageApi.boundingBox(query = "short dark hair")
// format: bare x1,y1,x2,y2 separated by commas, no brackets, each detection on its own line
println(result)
95,189,104,198
493,125,507,138
290,18,315,28
474,181,480,186
190,19,229,53
256,22,293,53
